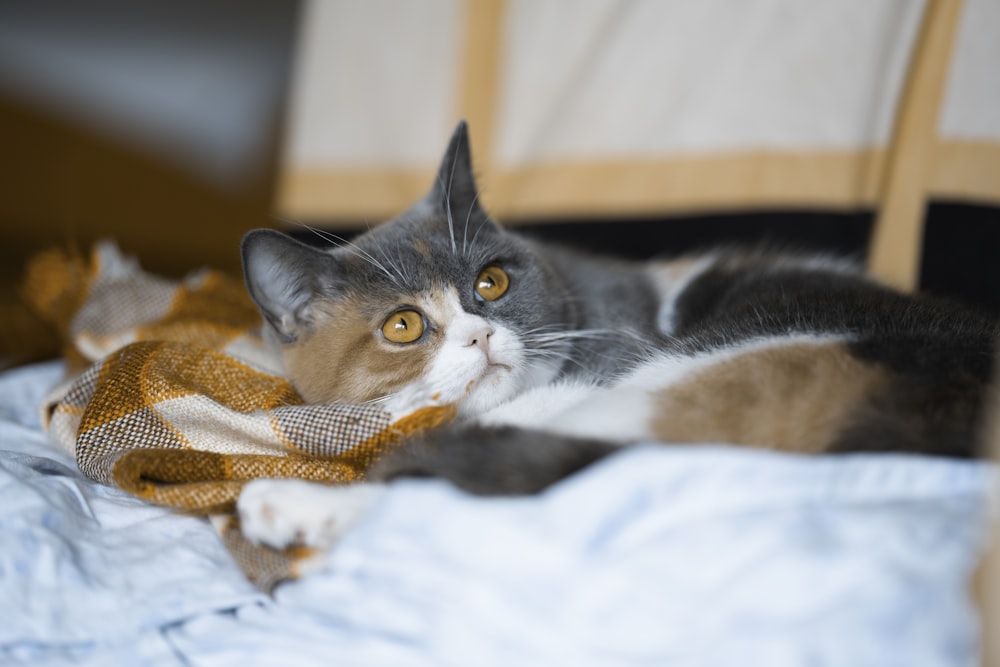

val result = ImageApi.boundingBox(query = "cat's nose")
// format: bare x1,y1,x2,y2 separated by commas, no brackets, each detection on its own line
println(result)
466,326,494,353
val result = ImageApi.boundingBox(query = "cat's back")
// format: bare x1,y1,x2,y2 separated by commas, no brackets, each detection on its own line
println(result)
651,247,996,355
530,242,998,392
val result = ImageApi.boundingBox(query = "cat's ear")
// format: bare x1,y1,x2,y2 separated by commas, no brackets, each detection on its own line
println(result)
423,120,481,219
241,229,341,343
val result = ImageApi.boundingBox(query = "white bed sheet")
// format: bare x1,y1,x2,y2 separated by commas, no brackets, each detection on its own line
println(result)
0,361,994,666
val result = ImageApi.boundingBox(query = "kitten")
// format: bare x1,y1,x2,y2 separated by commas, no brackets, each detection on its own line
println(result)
237,122,998,551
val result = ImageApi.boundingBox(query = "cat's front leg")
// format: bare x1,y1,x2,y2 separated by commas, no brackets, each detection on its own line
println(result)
368,425,620,495
237,479,386,550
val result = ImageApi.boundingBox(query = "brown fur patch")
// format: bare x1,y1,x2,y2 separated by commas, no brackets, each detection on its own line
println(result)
283,287,460,404
413,239,432,259
650,342,890,453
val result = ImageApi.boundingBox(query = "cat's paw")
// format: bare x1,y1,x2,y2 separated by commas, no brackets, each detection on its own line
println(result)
237,479,386,551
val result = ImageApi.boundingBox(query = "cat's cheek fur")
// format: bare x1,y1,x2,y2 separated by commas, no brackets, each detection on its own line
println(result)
278,295,441,405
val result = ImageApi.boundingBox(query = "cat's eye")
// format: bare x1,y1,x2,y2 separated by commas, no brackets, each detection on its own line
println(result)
475,266,509,302
380,309,425,344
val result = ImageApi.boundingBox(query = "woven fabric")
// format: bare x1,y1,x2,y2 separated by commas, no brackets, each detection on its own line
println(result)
27,242,455,588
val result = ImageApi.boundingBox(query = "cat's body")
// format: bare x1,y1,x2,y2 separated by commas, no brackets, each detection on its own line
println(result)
237,122,998,551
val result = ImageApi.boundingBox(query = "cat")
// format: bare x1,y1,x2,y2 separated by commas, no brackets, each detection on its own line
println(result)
236,121,999,552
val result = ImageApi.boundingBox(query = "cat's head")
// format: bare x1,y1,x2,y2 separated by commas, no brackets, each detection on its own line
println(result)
242,122,575,415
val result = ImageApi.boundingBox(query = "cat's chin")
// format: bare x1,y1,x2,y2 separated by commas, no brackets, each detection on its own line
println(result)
456,365,521,417
377,362,519,420
457,359,562,418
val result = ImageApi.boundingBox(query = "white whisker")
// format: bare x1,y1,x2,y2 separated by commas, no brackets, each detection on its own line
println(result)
294,223,399,286
372,240,410,287
468,215,492,256
519,324,565,334
442,135,463,256
361,394,395,406
523,328,641,344
462,192,481,257
524,348,588,371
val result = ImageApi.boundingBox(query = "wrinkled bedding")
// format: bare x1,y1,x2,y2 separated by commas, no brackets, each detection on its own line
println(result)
1,360,995,666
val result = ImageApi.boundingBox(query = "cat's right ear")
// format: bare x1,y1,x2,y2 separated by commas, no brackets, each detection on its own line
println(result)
421,120,481,219
241,229,340,343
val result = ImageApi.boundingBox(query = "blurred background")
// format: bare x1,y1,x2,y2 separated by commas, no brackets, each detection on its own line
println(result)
1,0,998,368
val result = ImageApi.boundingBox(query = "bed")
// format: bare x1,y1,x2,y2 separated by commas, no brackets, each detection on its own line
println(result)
3,360,996,666
1,243,996,667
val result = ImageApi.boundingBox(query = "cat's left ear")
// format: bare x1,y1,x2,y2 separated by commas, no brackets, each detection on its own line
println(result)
241,229,343,343
423,120,481,219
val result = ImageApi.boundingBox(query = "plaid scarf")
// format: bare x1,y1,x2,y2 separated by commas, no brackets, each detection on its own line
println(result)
25,241,453,590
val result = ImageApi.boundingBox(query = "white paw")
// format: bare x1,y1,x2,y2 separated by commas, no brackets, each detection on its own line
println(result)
237,479,386,551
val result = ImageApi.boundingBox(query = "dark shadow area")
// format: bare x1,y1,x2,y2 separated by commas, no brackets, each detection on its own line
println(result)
921,202,1000,316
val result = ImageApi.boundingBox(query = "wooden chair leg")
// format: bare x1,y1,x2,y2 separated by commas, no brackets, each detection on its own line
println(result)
867,0,964,291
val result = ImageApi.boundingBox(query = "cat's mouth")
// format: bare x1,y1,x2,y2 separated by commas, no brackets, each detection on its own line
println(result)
457,360,520,416
471,359,515,391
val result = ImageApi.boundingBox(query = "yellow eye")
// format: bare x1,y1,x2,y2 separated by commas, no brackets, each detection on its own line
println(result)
475,265,509,302
380,309,425,344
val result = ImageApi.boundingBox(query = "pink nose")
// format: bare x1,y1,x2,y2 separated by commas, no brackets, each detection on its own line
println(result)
466,326,494,352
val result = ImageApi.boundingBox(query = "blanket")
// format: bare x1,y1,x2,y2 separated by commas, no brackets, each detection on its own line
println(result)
1,360,994,665
23,241,453,588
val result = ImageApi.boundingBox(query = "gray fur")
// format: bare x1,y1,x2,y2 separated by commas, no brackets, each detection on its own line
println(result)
367,424,619,496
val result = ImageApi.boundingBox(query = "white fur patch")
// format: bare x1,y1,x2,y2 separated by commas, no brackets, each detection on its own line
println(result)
648,254,719,335
477,380,602,430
